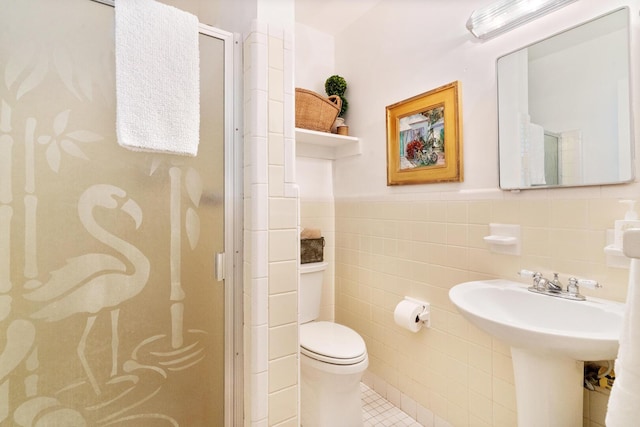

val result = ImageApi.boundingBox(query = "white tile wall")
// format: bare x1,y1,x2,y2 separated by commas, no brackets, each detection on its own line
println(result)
244,19,299,427
251,278,268,326
331,196,628,427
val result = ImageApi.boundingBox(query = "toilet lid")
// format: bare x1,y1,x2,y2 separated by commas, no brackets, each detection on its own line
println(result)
300,322,367,365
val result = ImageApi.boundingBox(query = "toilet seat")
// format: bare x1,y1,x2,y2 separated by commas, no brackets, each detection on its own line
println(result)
300,321,367,365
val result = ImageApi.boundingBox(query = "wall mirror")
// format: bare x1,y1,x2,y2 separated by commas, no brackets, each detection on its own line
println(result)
497,7,634,190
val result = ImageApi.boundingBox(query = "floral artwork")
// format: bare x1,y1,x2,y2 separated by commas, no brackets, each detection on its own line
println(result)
386,82,463,185
399,106,444,169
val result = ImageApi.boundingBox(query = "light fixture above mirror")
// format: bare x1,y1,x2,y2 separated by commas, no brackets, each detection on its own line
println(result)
467,0,577,40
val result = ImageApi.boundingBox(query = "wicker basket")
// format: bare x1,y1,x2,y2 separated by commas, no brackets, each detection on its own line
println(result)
295,88,342,132
301,237,325,264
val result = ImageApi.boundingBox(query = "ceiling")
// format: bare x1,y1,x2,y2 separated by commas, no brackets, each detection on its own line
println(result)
295,0,384,35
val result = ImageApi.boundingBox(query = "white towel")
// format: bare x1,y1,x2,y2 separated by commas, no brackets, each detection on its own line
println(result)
606,230,640,426
115,0,200,156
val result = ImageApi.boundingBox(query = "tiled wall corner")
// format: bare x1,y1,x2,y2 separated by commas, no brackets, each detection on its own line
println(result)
244,20,270,427
362,371,453,427
267,22,299,427
245,19,299,427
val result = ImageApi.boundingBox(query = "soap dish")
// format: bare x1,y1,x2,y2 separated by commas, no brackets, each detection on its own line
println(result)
484,223,521,256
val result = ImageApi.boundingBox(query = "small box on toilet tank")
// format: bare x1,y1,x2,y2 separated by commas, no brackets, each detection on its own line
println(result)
301,237,324,264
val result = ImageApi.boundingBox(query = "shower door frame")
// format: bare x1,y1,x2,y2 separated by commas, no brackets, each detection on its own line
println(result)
89,1,243,425
205,24,243,427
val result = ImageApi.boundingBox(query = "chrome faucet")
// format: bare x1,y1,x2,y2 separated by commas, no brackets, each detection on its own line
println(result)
518,270,601,301
548,273,563,292
520,270,555,292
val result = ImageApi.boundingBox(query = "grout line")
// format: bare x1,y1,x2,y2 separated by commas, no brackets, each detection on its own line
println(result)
361,383,423,427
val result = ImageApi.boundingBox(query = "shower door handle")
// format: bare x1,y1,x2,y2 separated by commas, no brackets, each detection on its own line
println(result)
215,252,225,282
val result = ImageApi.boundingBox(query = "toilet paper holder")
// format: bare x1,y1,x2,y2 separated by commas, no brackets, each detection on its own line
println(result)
404,296,431,328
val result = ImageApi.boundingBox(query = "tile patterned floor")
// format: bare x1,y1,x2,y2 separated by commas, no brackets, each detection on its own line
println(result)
362,383,423,427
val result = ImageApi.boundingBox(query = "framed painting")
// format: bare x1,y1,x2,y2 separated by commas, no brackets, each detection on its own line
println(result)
386,81,463,185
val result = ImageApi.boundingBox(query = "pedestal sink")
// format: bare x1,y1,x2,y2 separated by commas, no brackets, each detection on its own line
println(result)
449,279,624,427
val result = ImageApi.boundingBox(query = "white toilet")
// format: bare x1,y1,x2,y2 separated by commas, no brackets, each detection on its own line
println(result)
299,261,368,427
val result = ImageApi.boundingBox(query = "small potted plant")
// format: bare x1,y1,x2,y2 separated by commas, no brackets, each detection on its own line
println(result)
325,75,349,134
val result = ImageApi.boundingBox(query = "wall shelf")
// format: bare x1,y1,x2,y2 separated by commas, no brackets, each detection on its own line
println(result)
295,128,361,160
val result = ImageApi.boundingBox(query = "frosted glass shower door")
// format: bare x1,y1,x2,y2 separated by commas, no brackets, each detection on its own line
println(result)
0,0,228,425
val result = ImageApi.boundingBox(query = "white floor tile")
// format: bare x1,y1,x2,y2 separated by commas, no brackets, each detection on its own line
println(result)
361,383,424,427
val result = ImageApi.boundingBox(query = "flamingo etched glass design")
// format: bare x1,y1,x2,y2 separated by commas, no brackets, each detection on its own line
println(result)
0,0,226,424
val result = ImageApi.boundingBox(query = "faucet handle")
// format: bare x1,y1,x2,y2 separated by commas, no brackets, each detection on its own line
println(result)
518,269,539,278
575,279,601,289
566,277,601,297
519,270,545,290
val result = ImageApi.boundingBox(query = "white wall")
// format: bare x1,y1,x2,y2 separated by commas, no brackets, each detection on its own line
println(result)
160,0,256,34
330,0,640,198
296,157,334,199
295,23,335,95
294,23,336,200
258,0,294,31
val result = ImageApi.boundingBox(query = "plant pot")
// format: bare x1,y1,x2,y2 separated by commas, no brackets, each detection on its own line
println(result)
331,117,345,134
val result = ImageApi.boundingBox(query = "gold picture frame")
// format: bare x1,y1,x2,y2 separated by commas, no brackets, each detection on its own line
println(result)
386,81,463,185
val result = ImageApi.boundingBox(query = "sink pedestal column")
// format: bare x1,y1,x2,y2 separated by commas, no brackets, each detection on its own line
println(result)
511,348,584,427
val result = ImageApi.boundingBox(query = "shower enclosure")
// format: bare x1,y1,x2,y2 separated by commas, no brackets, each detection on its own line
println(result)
0,0,239,425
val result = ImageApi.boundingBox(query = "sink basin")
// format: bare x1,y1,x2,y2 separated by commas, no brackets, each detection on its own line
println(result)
449,279,625,427
449,279,624,361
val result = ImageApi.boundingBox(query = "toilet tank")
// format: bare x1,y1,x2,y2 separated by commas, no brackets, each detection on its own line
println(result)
299,262,328,324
